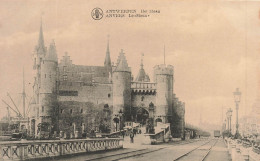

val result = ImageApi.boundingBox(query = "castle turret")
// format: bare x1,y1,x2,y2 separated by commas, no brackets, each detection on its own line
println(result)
112,49,131,128
153,64,174,123
135,53,150,82
38,40,58,133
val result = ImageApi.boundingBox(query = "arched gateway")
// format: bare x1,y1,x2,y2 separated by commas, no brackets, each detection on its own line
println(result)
132,107,149,125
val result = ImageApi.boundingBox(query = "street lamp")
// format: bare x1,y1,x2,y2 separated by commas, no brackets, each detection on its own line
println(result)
233,88,241,138
119,109,123,131
226,108,233,135
148,102,155,134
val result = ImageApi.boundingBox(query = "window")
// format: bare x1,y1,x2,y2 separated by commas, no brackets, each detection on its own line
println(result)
60,109,63,114
70,109,72,114
42,106,44,112
80,109,83,113
70,123,72,126
63,75,68,81
59,90,78,96
63,66,67,72
108,94,111,98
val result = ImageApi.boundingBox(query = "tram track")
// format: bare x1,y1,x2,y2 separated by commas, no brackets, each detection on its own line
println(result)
85,147,167,161
173,138,219,161
85,138,209,161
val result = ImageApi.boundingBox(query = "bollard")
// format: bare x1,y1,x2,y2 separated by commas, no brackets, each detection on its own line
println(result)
75,131,79,138
60,131,64,138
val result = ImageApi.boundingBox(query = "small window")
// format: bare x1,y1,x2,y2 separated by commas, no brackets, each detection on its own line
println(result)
63,66,67,72
63,75,68,81
60,109,63,114
80,109,83,113
70,109,72,114
70,123,72,126
42,106,44,112
141,96,144,101
108,94,111,98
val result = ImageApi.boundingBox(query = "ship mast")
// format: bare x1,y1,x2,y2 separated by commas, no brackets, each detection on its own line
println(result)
22,67,26,118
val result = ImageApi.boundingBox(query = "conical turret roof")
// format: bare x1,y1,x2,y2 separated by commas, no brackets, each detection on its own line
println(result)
45,40,58,62
35,18,46,53
114,49,130,72
104,36,111,67
135,54,150,82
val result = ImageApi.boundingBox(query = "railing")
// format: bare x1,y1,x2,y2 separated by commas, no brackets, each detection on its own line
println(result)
0,138,123,160
131,82,156,91
225,138,260,161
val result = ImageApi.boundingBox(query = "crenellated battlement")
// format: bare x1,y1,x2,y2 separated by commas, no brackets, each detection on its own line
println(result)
153,64,174,75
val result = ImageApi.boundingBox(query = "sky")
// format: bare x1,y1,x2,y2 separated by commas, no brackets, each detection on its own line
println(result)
0,0,260,127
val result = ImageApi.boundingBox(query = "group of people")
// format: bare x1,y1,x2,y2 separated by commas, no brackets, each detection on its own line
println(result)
121,127,142,143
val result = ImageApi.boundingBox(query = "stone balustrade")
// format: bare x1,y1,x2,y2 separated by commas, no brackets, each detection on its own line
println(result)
0,138,123,160
225,138,260,161
143,124,171,145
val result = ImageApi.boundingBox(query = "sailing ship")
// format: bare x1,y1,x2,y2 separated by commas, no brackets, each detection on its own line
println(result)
0,68,31,141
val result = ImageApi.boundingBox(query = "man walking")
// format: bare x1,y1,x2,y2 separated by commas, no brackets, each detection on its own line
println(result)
130,131,134,143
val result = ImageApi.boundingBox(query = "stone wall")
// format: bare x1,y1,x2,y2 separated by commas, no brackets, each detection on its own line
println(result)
58,83,113,106
131,94,156,111
58,101,112,137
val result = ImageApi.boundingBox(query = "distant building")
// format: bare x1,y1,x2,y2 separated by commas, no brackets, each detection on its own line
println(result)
28,20,185,138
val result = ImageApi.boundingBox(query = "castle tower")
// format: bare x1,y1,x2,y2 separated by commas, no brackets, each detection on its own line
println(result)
153,64,174,123
112,49,131,130
39,40,58,131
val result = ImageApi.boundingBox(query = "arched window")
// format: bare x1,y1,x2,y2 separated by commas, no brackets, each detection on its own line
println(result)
80,109,83,113
70,109,72,114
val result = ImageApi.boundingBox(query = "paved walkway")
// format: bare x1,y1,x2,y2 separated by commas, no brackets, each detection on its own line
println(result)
204,139,231,161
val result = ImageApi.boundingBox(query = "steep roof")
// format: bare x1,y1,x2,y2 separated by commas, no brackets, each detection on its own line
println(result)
135,54,150,82
45,40,58,62
114,49,130,72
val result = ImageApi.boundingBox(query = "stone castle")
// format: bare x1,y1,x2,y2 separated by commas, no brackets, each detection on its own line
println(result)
28,20,185,138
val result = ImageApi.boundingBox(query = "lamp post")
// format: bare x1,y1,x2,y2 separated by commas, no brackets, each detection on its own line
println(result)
226,108,233,135
229,108,233,134
119,109,123,131
148,102,155,134
233,88,241,138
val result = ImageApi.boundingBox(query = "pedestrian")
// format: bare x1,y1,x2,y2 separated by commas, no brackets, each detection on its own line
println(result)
122,130,125,139
133,128,137,136
130,131,134,143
